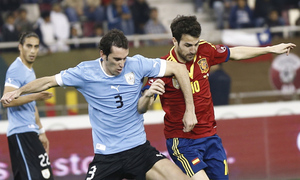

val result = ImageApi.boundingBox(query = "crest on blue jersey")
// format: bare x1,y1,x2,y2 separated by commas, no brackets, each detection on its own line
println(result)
41,168,51,179
125,72,135,85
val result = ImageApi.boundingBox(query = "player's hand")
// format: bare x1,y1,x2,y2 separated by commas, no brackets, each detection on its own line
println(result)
182,110,197,132
39,133,50,154
35,91,53,101
0,90,21,105
271,43,296,55
145,79,165,97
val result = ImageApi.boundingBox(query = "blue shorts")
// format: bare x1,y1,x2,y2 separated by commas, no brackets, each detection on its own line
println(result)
166,134,228,179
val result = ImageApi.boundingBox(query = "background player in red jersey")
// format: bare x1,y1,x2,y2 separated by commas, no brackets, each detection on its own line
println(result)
139,15,296,180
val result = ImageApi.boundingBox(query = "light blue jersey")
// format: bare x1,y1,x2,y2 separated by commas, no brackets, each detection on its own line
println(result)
55,55,166,154
5,57,38,136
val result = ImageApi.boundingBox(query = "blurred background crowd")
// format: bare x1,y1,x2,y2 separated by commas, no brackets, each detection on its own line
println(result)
0,0,299,53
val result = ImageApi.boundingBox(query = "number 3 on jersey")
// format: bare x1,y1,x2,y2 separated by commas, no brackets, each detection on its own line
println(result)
114,95,123,108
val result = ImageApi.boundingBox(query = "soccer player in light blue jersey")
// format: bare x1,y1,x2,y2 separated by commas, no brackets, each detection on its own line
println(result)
2,32,54,180
1,29,198,180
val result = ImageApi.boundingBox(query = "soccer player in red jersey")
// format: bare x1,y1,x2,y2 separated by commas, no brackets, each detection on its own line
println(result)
139,15,296,180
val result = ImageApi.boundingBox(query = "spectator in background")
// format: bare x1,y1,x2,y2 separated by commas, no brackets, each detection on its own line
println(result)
2,12,19,42
35,11,56,54
253,0,284,27
106,0,134,35
266,8,285,27
63,0,84,23
86,23,104,48
144,7,169,46
50,3,70,52
130,0,150,34
92,23,104,37
15,8,33,33
266,8,286,38
69,23,83,49
0,0,21,13
209,0,233,29
194,0,204,13
209,64,231,106
84,0,106,24
229,0,255,29
20,0,40,23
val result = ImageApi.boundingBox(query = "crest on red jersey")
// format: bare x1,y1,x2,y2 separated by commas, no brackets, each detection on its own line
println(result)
197,58,209,73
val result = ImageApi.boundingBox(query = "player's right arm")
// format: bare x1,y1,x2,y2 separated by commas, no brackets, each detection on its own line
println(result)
163,61,197,132
2,86,53,108
1,76,57,105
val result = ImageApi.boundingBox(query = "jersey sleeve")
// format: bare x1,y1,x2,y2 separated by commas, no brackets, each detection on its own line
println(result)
55,63,85,87
210,44,230,66
5,67,26,88
133,54,167,78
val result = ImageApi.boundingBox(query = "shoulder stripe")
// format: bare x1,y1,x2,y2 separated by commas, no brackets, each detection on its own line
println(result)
199,40,216,49
166,47,178,62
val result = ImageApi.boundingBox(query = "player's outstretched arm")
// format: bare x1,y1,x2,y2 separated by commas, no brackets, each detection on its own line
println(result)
1,76,57,105
164,61,197,132
229,43,296,60
1,86,53,108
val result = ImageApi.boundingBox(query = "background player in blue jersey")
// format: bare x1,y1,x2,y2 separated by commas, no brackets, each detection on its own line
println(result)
1,29,198,180
2,32,54,180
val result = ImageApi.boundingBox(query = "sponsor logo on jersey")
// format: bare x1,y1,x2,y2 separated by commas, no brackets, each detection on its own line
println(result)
96,143,106,151
41,168,51,179
28,124,35,128
111,85,120,92
124,72,135,85
156,153,163,157
192,157,200,165
7,78,12,83
197,58,209,74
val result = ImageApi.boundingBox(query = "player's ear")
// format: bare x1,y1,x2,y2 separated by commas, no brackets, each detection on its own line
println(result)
172,37,178,47
100,50,105,59
18,44,22,52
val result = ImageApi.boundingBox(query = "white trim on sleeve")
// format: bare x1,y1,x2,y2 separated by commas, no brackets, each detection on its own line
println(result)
4,83,19,89
157,60,166,77
55,73,64,86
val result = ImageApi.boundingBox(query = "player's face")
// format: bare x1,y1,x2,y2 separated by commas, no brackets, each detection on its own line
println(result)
174,34,199,62
102,46,129,76
19,37,40,66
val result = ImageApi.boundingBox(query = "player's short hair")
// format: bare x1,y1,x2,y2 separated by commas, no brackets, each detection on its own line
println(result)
99,29,129,57
19,32,39,45
170,15,201,44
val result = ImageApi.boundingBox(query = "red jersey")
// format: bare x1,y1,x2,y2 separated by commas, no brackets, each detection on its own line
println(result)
145,40,230,139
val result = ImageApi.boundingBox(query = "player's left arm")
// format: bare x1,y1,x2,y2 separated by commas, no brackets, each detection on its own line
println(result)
35,106,50,154
229,43,296,61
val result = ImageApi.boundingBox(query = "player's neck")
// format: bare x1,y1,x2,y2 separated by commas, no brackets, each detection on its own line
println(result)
174,49,186,64
20,57,33,69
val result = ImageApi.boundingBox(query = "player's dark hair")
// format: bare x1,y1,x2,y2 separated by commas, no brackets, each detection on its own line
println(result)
98,29,128,57
19,31,39,45
170,15,201,44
